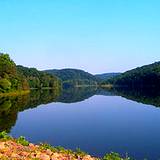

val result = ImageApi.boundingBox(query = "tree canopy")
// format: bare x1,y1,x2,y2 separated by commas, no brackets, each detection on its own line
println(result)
45,68,98,88
0,53,29,93
17,65,61,90
0,53,61,93
102,61,160,88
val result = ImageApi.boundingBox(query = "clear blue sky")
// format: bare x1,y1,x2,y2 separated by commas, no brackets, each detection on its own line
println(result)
0,0,160,74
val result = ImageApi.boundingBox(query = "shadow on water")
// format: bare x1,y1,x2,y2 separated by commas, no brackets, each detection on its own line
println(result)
0,86,160,132
0,89,60,132
57,86,97,103
0,87,98,132
110,87,160,107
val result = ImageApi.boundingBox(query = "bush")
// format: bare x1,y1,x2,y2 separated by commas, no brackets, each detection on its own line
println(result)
103,152,131,160
17,136,29,146
40,143,58,152
75,148,87,157
0,131,11,140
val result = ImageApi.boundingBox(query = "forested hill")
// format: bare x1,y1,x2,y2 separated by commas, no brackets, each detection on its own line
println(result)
0,53,61,94
0,53,29,93
17,65,61,90
103,61,160,88
45,68,98,87
95,73,121,81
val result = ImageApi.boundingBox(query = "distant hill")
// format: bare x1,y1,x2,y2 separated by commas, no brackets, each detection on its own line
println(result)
103,61,160,88
45,68,98,87
95,73,121,80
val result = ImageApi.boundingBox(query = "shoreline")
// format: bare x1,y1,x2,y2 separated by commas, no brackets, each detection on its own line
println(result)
0,90,30,97
0,132,130,160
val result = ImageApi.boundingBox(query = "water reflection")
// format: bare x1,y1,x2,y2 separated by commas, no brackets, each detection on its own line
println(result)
57,87,97,103
0,90,60,132
0,87,159,133
111,87,160,107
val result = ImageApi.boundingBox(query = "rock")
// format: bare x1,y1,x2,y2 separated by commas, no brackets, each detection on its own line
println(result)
0,140,96,160
0,153,3,158
0,142,5,150
19,151,30,157
51,154,59,160
30,152,37,158
29,143,36,150
46,149,52,155
39,153,50,160
11,152,19,158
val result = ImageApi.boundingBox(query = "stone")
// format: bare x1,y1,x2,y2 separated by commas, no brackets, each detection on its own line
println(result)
39,153,50,160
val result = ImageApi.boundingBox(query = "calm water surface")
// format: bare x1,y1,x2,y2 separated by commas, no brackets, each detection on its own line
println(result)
0,88,160,159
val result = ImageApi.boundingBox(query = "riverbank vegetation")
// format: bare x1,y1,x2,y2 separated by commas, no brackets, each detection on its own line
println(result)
0,53,61,95
1,53,159,95
0,54,29,93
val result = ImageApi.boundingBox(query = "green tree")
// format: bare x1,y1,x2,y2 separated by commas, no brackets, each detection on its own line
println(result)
0,53,30,93
0,53,16,77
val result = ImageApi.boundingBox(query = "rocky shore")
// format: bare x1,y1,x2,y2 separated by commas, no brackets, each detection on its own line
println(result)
0,139,97,160
0,132,130,160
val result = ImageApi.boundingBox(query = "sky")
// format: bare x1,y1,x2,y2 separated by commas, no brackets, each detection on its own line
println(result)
0,0,160,74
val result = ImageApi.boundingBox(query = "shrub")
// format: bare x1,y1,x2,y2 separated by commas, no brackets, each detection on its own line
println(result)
17,136,29,146
75,148,87,157
103,152,131,160
40,143,58,152
0,131,11,140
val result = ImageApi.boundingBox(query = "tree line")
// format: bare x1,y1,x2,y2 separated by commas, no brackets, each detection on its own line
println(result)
102,61,160,88
0,53,61,93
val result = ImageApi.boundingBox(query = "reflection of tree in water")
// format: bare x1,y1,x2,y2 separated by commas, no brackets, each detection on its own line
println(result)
22,89,60,110
57,87,98,103
0,87,159,133
0,95,29,132
0,89,60,133
0,87,99,132
109,87,160,107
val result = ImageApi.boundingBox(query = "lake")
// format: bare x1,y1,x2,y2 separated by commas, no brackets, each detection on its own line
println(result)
0,87,160,159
